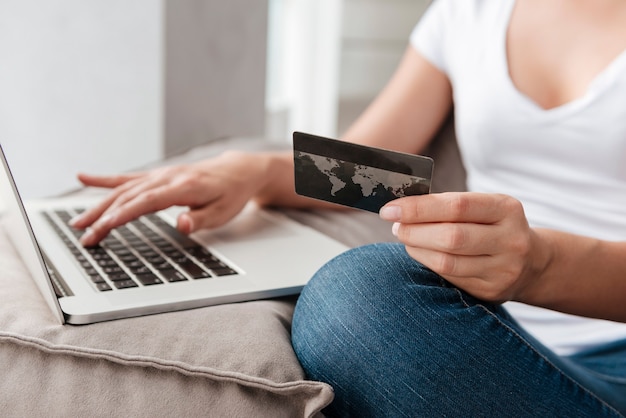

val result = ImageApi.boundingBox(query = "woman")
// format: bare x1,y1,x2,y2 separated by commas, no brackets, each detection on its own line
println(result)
71,0,626,415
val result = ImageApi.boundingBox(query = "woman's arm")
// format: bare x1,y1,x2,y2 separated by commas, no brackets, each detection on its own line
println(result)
341,46,453,154
522,228,626,323
74,46,452,245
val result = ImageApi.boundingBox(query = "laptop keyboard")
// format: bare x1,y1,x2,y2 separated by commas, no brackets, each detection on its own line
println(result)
43,210,238,292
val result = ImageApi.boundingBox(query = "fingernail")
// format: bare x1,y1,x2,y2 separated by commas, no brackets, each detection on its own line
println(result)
379,205,401,221
392,222,400,237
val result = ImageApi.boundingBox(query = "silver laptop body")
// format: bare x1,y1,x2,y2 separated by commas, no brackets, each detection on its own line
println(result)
0,144,348,324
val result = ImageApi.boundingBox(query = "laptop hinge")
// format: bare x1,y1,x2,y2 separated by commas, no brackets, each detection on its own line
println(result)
42,254,73,298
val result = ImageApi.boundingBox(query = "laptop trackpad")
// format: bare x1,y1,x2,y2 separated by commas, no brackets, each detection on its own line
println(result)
194,207,297,244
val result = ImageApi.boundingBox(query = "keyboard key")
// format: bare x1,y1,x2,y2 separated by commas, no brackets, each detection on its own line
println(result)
88,274,106,284
179,262,211,279
96,282,113,291
108,272,132,282
211,267,238,277
113,280,139,289
160,269,188,282
135,273,163,286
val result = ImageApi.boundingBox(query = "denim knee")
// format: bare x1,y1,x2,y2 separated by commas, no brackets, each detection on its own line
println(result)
291,242,454,416
291,243,625,417
292,242,449,354
291,242,449,355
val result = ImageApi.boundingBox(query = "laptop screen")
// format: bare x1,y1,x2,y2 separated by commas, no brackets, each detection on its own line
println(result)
0,144,65,323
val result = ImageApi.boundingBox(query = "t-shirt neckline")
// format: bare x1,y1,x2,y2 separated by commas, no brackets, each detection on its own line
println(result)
500,0,626,119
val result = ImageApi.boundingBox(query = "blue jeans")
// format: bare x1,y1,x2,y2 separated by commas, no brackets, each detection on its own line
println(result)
291,243,626,417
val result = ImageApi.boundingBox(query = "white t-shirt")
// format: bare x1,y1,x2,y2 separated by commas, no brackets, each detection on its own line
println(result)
410,0,626,355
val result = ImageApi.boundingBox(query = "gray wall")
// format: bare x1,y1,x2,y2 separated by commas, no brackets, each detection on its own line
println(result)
0,0,268,197
164,0,267,156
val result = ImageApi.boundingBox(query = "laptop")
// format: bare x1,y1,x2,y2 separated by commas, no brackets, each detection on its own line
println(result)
0,144,348,325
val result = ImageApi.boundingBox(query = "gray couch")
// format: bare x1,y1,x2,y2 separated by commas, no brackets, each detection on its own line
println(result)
0,120,464,417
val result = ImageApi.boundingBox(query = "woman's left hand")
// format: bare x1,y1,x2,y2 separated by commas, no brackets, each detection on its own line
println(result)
379,192,548,303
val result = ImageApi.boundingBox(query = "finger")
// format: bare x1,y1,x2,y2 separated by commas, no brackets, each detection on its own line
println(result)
69,193,123,229
394,222,501,256
176,212,194,235
380,192,523,225
404,245,492,277
79,183,218,246
79,176,230,245
74,168,190,229
405,246,522,302
70,176,150,229
77,172,144,188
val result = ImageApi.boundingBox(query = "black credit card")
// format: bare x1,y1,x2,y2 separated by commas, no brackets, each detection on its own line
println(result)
293,131,434,213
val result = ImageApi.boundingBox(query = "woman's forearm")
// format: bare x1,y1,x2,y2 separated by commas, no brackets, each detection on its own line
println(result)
253,150,348,210
518,228,626,323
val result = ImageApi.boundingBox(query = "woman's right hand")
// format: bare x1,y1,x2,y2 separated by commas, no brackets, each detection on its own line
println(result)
70,150,273,247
